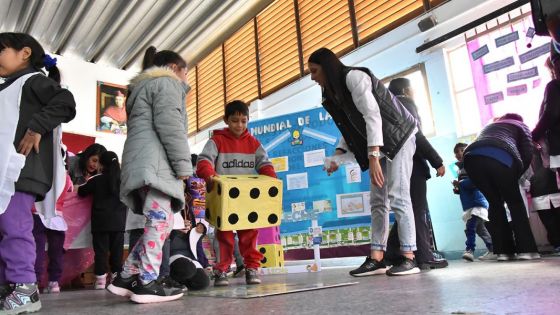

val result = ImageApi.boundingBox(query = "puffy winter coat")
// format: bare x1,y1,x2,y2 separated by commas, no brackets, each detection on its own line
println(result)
120,67,193,213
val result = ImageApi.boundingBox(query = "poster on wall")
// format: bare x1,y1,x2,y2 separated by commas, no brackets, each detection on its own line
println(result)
466,15,552,128
96,81,128,134
249,107,377,252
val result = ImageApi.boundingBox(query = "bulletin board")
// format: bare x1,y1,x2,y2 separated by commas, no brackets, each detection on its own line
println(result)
249,107,378,251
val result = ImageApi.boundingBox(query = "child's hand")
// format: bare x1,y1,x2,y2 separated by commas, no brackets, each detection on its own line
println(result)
178,175,190,180
18,129,41,156
323,161,339,176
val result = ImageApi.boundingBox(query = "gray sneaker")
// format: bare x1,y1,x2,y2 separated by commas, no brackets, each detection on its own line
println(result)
245,268,261,285
462,250,474,262
478,251,498,261
0,283,41,314
214,272,229,287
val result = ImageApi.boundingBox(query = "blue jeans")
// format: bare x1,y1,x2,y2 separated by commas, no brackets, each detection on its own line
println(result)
370,135,417,252
465,215,493,252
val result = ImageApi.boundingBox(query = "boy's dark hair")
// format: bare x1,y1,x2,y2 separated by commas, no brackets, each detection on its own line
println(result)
224,100,249,119
0,32,60,83
498,113,524,122
454,142,468,153
142,46,187,71
99,151,121,195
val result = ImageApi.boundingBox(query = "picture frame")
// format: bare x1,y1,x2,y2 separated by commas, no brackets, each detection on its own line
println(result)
96,81,128,134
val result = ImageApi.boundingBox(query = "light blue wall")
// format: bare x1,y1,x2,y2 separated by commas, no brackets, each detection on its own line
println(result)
191,0,519,255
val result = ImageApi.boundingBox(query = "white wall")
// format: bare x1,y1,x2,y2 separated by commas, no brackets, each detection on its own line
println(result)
188,0,519,255
56,54,136,156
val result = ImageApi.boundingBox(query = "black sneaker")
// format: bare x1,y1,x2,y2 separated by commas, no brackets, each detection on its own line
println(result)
107,274,138,297
129,280,183,304
233,265,246,278
245,268,261,285
214,271,229,287
419,258,449,270
159,276,187,293
0,283,41,314
349,257,387,277
386,257,420,276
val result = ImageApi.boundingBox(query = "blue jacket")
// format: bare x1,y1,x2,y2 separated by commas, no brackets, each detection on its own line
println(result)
458,177,489,211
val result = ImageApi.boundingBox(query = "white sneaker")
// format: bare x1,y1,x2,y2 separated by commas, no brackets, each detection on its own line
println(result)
47,281,60,293
478,251,498,261
517,252,541,260
462,250,474,262
497,254,516,261
94,274,107,289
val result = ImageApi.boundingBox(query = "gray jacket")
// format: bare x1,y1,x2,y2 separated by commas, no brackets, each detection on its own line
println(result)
120,67,193,214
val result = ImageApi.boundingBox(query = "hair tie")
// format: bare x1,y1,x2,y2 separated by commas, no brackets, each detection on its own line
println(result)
43,54,58,70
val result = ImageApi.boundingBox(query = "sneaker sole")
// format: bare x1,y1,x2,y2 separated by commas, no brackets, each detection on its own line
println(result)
246,280,262,285
214,283,229,287
130,292,184,304
2,300,42,315
106,284,133,297
349,268,387,277
386,267,420,276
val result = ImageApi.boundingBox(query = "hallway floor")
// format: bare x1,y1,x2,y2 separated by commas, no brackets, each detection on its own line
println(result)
37,256,560,315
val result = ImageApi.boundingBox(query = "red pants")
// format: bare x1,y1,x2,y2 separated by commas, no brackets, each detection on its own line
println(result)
215,229,262,272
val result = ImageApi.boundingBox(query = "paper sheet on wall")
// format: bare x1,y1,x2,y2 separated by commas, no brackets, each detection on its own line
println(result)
303,149,325,167
345,163,362,184
286,173,308,190
270,156,289,172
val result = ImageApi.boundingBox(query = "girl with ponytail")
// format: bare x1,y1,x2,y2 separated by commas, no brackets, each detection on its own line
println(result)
78,151,127,290
107,46,192,303
0,32,76,313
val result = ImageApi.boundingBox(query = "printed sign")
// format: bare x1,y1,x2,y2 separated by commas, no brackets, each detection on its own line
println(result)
507,84,528,96
495,31,519,47
484,92,504,105
519,43,550,64
507,67,539,83
471,44,490,61
483,57,515,74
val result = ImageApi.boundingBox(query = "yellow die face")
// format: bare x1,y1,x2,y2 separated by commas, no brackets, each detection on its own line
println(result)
206,175,283,231
258,244,285,268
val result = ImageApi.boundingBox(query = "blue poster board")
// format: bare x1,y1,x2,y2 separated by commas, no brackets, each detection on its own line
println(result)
249,107,373,240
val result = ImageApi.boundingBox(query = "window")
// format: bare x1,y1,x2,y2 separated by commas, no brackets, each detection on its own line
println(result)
354,0,424,44
224,21,259,103
383,64,436,136
297,0,354,65
447,45,481,137
257,0,300,96
186,69,198,135
197,46,225,129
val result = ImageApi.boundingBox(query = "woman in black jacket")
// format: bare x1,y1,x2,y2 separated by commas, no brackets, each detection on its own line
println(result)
463,113,538,260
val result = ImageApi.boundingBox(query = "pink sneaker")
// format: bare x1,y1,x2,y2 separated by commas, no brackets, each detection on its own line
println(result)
94,274,107,290
47,281,60,293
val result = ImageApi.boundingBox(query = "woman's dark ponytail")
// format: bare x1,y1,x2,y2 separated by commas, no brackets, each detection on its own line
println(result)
142,46,157,70
141,45,186,70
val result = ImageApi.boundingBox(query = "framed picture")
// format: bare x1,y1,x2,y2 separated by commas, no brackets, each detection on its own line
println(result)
96,81,128,134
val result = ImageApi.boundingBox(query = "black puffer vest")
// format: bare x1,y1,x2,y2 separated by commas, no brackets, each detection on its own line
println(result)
322,67,417,171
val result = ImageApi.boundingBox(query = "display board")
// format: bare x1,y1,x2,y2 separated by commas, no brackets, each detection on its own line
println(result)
249,107,381,251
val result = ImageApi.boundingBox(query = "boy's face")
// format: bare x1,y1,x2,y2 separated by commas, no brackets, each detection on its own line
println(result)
224,112,248,138
455,147,465,162
195,223,205,234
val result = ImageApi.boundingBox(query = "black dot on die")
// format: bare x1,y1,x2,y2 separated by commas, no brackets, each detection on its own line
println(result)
205,208,210,219
217,216,221,228
261,257,267,264
250,188,260,199
279,262,283,267
217,184,221,195
259,247,266,254
228,213,239,225
278,250,281,257
229,187,240,198
248,212,258,223
268,187,279,197
268,214,278,224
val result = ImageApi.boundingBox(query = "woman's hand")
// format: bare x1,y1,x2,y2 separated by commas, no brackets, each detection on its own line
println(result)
436,165,445,177
324,161,339,175
18,129,41,156
369,157,384,188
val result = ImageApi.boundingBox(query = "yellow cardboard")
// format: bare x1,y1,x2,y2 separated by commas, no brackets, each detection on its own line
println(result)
206,175,283,231
258,244,285,268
